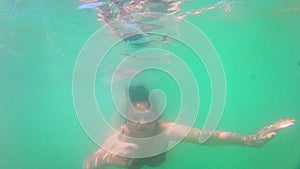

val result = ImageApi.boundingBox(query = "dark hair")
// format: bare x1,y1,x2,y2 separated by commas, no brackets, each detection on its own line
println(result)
128,85,149,103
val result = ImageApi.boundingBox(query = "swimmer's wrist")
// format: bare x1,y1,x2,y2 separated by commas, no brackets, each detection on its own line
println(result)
241,135,252,146
242,135,262,147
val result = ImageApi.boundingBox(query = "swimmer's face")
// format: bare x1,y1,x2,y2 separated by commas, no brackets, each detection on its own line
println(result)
126,101,157,136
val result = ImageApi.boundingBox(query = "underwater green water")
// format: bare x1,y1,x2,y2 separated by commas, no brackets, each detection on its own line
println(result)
1,0,300,169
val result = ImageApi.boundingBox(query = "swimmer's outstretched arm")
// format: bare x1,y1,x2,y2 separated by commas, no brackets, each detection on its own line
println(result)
161,118,295,146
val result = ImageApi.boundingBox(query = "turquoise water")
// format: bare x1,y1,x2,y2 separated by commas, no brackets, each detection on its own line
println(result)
1,0,300,169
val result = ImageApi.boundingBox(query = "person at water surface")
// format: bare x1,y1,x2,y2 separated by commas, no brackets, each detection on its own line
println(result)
78,0,235,41
83,85,295,169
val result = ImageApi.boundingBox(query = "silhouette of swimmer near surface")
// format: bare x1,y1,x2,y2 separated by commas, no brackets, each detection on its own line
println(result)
83,85,295,169
78,0,236,42
78,2,105,9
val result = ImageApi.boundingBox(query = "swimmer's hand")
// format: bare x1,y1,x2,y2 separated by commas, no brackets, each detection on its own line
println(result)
245,118,295,146
103,140,138,167
83,134,139,169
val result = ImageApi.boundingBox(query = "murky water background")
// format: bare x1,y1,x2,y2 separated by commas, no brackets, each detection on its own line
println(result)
1,0,300,168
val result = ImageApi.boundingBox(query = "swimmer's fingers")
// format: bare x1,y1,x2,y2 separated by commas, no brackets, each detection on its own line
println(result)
247,118,295,147
257,118,295,136
272,118,295,131
113,142,139,157
83,157,92,169
83,150,104,169
106,155,134,167
105,143,138,167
